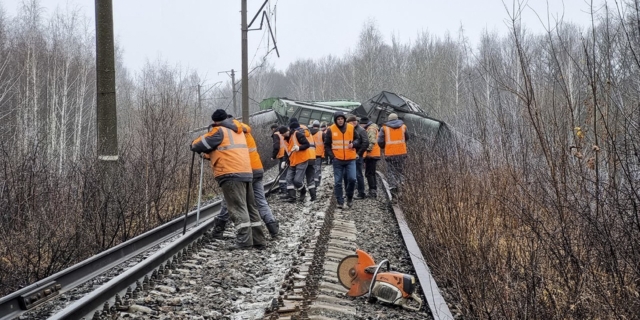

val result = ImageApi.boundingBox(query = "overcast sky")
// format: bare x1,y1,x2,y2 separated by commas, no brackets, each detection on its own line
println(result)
2,0,609,84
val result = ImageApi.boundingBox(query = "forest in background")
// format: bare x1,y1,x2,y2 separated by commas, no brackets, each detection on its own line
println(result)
2,0,640,318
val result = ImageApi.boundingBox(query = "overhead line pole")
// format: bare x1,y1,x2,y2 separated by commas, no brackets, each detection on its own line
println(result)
218,69,238,115
95,0,118,163
241,0,249,123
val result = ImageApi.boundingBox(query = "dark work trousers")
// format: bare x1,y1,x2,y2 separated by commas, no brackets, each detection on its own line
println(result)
286,161,309,190
314,157,323,187
364,157,379,192
220,180,266,247
333,159,356,205
278,158,288,193
355,156,365,196
386,155,406,189
305,159,316,192
219,176,276,224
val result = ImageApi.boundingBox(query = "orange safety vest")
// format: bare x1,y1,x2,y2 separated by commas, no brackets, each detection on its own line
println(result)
313,131,325,158
300,125,316,161
194,126,252,179
239,122,264,175
382,124,407,156
364,126,381,159
287,131,310,167
329,123,357,161
275,132,286,159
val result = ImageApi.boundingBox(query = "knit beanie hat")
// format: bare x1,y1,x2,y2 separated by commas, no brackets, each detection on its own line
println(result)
388,113,398,121
211,109,228,122
360,117,369,123
346,114,357,122
288,117,298,124
312,120,320,127
289,121,300,130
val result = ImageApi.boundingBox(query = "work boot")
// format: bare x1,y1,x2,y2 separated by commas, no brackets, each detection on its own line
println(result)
354,193,366,200
309,188,317,202
298,187,307,203
336,203,344,209
253,244,267,250
211,218,227,239
266,221,279,237
225,243,252,251
347,198,353,208
368,190,377,198
286,189,297,203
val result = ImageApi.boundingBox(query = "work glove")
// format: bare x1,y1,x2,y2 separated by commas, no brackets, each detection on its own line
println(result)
280,162,286,169
291,145,300,152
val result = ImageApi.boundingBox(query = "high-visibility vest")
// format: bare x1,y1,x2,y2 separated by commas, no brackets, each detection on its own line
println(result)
239,122,264,175
313,131,325,158
382,124,407,156
300,125,316,160
364,126,381,159
275,132,286,159
328,123,356,161
287,131,310,167
194,126,252,179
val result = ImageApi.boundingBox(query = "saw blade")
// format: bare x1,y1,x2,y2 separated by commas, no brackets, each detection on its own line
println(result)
337,255,359,289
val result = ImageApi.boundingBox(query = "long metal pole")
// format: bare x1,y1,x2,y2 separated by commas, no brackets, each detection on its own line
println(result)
241,0,249,123
95,0,118,162
196,157,204,226
182,152,196,235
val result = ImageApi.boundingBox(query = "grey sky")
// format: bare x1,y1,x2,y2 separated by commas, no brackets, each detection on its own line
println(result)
2,0,607,84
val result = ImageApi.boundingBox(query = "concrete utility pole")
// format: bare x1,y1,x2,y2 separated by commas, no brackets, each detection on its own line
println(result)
241,0,249,123
95,0,118,162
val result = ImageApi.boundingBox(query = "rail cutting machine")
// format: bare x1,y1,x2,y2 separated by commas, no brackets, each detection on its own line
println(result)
337,249,422,311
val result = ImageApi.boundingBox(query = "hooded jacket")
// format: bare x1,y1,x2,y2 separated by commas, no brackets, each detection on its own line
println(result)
324,111,360,160
377,119,409,153
353,123,369,157
191,119,253,185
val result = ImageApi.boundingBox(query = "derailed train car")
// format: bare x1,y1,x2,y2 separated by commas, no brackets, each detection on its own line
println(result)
254,92,479,154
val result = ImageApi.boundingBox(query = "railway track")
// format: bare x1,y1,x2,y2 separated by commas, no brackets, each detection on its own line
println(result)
0,168,455,320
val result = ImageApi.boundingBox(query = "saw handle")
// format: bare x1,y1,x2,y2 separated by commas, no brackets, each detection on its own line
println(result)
401,292,423,312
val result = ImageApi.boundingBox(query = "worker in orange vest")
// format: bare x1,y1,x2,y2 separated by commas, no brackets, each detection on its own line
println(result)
346,115,369,200
377,113,409,192
324,111,360,209
309,120,325,188
190,109,266,250
212,116,280,239
280,120,314,203
360,117,381,198
270,123,288,195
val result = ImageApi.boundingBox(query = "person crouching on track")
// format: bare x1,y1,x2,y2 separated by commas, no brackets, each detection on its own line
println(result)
360,117,380,198
212,116,280,239
309,120,325,188
324,111,359,209
191,109,266,250
281,121,313,203
378,113,409,192
270,123,288,195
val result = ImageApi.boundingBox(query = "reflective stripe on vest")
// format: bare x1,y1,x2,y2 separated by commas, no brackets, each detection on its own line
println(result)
383,125,407,156
209,127,252,178
240,123,264,172
288,131,310,167
275,132,286,158
364,127,381,159
313,131,325,158
300,125,315,160
329,124,357,161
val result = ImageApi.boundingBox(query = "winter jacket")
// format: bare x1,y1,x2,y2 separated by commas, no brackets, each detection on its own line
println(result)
324,111,360,160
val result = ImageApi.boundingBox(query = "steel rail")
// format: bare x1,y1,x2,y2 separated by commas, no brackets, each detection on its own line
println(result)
0,180,275,320
377,171,454,320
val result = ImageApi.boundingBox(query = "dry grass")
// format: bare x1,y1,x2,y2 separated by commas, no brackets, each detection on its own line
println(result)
400,143,640,319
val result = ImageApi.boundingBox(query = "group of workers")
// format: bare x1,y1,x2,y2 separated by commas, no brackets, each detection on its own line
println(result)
270,111,408,209
190,108,408,250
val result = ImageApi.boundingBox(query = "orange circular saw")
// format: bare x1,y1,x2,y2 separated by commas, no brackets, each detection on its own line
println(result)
337,249,423,311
